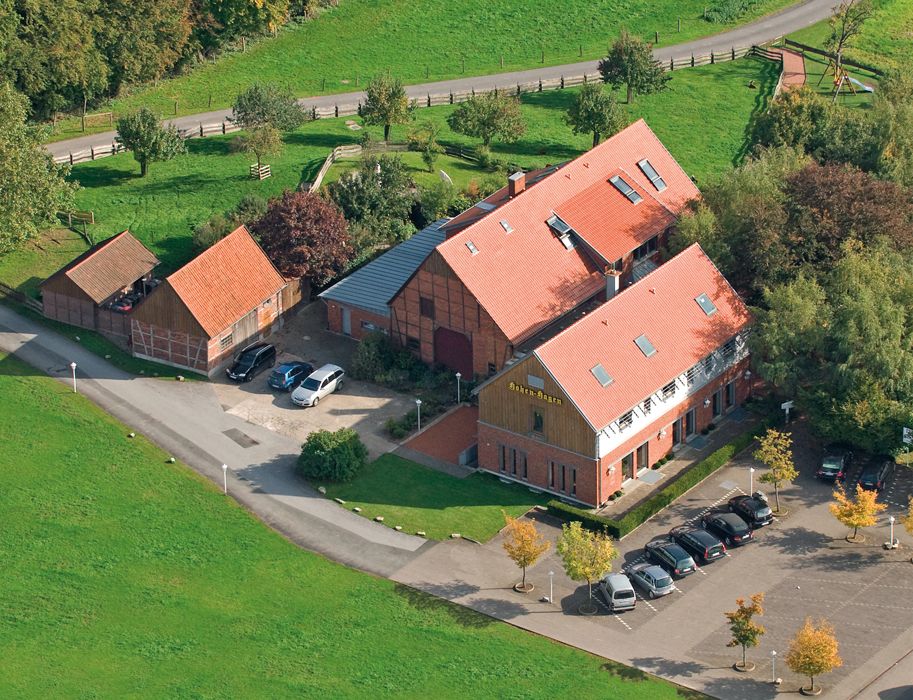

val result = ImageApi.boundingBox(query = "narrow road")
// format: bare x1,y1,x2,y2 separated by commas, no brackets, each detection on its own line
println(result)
0,304,430,578
46,0,835,159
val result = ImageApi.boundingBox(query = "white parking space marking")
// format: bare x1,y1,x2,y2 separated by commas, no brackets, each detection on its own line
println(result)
673,585,685,594
613,614,632,630
685,487,744,525
694,564,707,576
635,593,658,612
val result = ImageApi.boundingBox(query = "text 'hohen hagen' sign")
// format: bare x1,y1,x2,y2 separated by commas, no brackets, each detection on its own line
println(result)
508,381,563,405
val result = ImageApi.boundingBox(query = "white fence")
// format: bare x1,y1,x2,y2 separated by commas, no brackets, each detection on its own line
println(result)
53,45,780,167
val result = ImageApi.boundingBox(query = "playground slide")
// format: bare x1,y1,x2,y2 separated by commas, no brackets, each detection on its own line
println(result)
848,76,875,93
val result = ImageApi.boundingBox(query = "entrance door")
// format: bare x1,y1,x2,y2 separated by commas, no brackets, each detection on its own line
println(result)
636,442,650,475
672,418,682,446
685,409,696,438
712,389,722,418
341,307,352,335
725,381,736,409
433,327,473,376
621,452,635,481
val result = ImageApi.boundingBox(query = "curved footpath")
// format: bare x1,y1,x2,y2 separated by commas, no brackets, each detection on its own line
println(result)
46,0,835,159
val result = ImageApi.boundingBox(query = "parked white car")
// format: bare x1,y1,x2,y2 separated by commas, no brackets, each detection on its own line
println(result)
291,364,345,407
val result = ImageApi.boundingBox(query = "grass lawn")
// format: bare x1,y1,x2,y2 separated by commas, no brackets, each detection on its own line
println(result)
800,52,878,111
46,0,795,140
0,352,700,698
323,151,496,192
317,454,549,542
60,57,775,279
788,0,912,71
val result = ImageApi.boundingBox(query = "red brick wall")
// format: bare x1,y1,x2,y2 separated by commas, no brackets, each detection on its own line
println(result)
324,301,390,340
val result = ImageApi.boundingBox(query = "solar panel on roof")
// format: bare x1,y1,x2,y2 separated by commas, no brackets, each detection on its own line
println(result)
637,159,667,192
634,334,657,357
695,293,717,316
591,364,613,387
609,175,643,204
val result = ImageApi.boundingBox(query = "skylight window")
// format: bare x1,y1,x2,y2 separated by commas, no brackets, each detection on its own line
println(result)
466,240,479,255
476,201,496,212
609,175,643,204
695,293,717,316
546,214,575,250
500,219,513,233
634,334,657,358
637,159,667,191
591,364,613,387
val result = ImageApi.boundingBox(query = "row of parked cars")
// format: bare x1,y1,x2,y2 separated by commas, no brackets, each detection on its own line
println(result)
816,446,894,492
599,493,774,611
225,342,346,408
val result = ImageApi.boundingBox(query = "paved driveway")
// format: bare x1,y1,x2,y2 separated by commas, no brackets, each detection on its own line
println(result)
212,303,412,458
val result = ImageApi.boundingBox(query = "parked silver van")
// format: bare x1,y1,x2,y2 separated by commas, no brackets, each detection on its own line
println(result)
598,573,636,612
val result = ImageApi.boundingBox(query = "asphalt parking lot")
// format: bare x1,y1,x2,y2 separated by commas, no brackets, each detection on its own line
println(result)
210,303,412,458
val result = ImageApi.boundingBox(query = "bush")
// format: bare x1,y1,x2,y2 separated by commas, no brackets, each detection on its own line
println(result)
547,425,764,538
350,331,397,380
703,0,758,23
297,428,369,482
192,213,233,250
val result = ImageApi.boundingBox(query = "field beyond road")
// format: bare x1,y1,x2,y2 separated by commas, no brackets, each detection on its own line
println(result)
0,352,700,698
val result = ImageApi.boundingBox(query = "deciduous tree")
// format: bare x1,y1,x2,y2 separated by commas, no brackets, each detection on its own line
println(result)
785,618,842,694
754,429,798,513
232,82,305,131
0,82,77,255
598,30,669,104
502,514,550,592
565,82,627,148
239,123,282,171
556,521,617,613
725,593,765,670
825,0,873,73
447,91,526,147
408,120,444,172
296,428,368,482
362,73,412,143
251,190,353,285
115,107,186,177
829,483,888,541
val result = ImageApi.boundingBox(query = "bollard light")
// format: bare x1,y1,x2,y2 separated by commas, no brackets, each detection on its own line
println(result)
221,463,228,495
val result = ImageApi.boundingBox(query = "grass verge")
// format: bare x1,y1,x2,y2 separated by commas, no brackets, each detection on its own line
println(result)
0,351,700,698
45,0,796,140
317,454,549,542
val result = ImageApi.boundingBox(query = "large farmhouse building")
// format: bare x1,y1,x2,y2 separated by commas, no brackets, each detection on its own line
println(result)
476,244,752,507
40,230,159,344
130,226,287,376
387,119,700,377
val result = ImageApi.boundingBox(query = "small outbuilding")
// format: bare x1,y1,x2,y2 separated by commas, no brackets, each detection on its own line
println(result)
130,225,287,376
40,230,160,343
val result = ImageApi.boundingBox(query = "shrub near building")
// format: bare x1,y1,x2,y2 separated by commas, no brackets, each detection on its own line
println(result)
297,428,368,482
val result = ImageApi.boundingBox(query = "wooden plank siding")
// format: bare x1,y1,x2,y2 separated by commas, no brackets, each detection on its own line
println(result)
478,354,595,457
130,281,207,338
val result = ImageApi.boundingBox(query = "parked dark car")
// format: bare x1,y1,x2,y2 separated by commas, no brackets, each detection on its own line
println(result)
644,540,696,577
700,511,753,546
859,459,894,492
816,447,853,482
226,342,276,382
728,495,774,528
268,361,314,391
669,526,726,564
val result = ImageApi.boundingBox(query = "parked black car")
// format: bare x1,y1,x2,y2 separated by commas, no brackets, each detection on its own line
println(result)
700,511,753,546
728,495,774,528
226,342,276,382
669,526,726,564
859,459,894,492
644,540,696,577
816,447,853,482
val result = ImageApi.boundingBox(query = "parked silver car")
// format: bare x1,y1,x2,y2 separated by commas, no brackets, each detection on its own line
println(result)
627,563,675,599
291,364,345,407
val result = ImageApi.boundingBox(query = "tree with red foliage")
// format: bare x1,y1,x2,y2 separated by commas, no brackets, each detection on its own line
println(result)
252,191,354,286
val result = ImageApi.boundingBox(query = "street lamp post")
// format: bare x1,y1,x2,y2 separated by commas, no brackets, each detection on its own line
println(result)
771,650,779,685
890,515,896,547
415,399,422,432
456,372,462,404
70,362,77,393
749,467,755,494
549,570,555,605
221,463,228,495
744,369,752,400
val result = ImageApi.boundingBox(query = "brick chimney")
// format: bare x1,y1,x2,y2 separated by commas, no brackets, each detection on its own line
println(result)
606,269,621,300
508,171,525,198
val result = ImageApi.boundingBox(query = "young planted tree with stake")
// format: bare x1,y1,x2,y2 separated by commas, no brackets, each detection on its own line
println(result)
725,593,765,671
829,483,887,542
565,82,627,148
754,428,798,513
556,521,617,614
502,514,550,593
599,31,669,104
362,74,412,143
786,618,842,695
232,83,305,177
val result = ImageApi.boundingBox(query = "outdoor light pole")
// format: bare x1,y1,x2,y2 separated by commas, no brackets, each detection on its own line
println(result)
221,463,228,495
744,370,752,400
549,570,555,605
456,372,462,404
890,515,896,546
416,399,422,432
771,650,778,685
70,362,77,393
749,467,755,494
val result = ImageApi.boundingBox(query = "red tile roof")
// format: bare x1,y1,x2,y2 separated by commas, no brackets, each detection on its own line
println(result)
435,120,700,343
42,230,159,304
166,226,286,337
534,244,750,431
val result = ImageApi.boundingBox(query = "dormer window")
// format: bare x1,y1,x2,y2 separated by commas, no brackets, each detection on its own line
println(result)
637,159,667,191
609,175,643,204
547,214,575,250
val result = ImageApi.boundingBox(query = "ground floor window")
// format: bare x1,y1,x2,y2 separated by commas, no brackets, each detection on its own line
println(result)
570,468,577,496
725,380,736,408
522,453,528,480
499,445,507,473
219,333,233,351
712,389,722,418
548,462,555,488
407,336,420,351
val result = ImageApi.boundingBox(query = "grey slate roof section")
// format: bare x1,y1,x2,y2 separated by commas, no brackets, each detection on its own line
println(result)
318,219,449,317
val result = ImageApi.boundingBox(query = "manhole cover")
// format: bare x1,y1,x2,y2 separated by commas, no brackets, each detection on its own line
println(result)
223,428,259,448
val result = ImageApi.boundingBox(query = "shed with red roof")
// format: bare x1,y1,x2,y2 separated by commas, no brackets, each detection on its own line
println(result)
476,244,752,507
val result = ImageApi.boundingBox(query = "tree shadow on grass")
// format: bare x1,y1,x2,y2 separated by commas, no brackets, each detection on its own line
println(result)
71,163,135,189
393,581,528,627
284,130,361,150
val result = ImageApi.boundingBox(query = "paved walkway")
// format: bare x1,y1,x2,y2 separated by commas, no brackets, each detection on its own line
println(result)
45,0,837,158
771,47,807,88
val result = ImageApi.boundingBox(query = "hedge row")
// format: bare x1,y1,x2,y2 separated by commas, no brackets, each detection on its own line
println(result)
548,425,764,539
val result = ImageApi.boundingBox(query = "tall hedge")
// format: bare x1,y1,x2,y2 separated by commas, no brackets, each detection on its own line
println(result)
297,428,369,483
